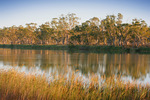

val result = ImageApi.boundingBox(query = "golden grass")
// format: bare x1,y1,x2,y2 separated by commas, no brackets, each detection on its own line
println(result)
0,68,150,100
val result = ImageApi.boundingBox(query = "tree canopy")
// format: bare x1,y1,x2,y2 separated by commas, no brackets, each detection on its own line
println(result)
0,13,150,47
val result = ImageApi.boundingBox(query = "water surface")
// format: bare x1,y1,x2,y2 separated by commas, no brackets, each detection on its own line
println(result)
0,48,150,83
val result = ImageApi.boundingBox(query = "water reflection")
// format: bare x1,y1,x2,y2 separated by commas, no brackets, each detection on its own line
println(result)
0,48,150,82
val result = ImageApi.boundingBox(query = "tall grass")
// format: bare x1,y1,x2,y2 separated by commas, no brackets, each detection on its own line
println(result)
0,68,150,100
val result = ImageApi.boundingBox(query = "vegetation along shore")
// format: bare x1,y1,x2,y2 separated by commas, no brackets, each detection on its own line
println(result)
0,68,150,100
0,44,150,53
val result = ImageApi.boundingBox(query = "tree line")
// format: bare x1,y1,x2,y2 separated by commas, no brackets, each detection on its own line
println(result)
0,13,150,47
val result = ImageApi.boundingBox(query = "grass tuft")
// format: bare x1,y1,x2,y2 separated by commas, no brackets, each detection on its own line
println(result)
0,68,150,100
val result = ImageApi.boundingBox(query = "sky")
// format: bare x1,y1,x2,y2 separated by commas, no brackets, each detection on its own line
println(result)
0,0,150,28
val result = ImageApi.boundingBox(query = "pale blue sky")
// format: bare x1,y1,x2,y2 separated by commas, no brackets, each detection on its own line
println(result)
0,0,150,28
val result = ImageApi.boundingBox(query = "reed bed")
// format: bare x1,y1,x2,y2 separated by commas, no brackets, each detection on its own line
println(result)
0,68,150,100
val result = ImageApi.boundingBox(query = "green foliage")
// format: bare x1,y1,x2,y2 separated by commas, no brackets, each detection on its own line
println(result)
0,13,150,47
0,44,150,53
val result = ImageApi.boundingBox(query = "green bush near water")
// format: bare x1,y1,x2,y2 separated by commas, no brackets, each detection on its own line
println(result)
0,44,150,53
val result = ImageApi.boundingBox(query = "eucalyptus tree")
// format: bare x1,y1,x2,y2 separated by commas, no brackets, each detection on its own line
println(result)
0,28,2,43
116,13,123,46
147,27,150,45
139,20,149,46
6,25,19,44
25,23,37,44
58,14,69,44
129,19,147,47
17,25,26,44
0,28,3,43
89,17,101,45
80,20,92,45
100,20,107,45
50,13,79,45
109,15,117,46
121,23,132,47
0,27,8,44
101,15,117,46
67,13,79,44
57,13,79,45
51,18,61,44
39,22,54,44
115,13,131,47
70,25,82,45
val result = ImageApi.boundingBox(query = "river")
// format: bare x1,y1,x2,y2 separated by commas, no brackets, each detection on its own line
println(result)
0,48,150,83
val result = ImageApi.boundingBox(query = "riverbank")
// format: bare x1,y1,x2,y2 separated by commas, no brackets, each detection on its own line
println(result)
0,68,150,100
0,44,150,53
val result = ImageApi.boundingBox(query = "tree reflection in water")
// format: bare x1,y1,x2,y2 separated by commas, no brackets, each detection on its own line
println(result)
0,48,150,81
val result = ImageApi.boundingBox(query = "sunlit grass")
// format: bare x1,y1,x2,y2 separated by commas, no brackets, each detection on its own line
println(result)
0,68,150,100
